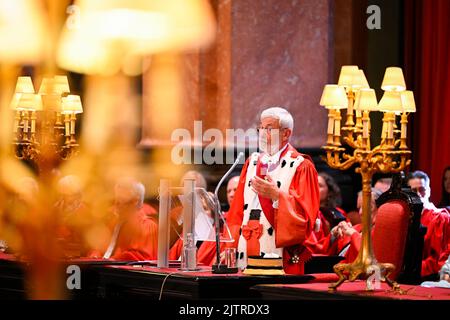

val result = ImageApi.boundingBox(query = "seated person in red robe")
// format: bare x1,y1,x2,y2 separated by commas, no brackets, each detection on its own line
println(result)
55,175,91,258
318,188,382,262
438,166,450,209
89,178,158,261
440,252,450,282
305,172,346,253
407,170,450,277
169,171,210,261
225,107,320,274
197,177,240,266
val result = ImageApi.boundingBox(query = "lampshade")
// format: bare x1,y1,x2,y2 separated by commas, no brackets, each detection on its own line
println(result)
53,76,70,94
401,90,416,113
14,77,35,94
57,0,216,75
13,93,43,111
351,69,370,90
39,78,62,112
61,95,83,114
0,0,47,63
381,67,406,91
354,89,378,111
337,65,359,88
39,78,57,95
319,85,348,109
377,91,403,113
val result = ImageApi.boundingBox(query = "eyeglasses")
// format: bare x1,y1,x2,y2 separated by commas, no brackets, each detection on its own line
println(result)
411,186,426,194
256,126,287,134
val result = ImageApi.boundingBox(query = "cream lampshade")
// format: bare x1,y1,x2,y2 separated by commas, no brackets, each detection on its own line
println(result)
354,89,378,111
351,69,370,90
0,0,47,64
400,90,416,113
53,76,70,94
13,93,42,111
337,65,359,88
57,0,216,75
14,77,35,94
378,91,403,113
39,78,62,112
381,67,406,91
320,85,348,109
61,95,83,114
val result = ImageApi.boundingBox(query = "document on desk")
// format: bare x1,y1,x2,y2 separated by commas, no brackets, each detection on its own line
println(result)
420,280,450,288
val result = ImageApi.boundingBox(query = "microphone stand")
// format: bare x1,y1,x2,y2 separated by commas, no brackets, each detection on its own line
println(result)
211,152,244,274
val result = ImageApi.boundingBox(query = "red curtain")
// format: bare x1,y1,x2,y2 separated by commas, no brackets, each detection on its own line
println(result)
404,0,450,203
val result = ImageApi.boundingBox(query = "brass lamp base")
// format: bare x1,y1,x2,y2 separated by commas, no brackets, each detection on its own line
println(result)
328,260,401,292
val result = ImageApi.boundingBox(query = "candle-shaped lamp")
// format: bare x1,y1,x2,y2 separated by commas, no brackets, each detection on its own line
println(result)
354,88,378,148
399,90,416,149
378,91,403,146
320,84,348,146
337,65,358,128
381,67,406,92
61,95,83,144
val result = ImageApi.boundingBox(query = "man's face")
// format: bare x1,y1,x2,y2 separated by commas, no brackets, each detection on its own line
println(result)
318,175,329,205
60,192,82,211
258,117,290,155
226,177,239,206
408,178,430,203
444,170,450,194
114,187,138,217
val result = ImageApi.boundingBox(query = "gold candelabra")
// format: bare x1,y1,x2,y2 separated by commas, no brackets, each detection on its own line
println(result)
10,76,83,161
320,66,416,292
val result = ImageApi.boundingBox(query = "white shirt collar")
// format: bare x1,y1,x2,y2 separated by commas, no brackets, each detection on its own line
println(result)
262,143,289,165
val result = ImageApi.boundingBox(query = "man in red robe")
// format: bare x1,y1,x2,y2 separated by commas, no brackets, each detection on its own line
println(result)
408,171,450,277
226,107,320,274
90,178,158,261
307,188,382,261
55,175,91,258
196,176,240,266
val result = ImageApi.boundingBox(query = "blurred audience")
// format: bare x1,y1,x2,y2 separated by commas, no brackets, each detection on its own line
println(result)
374,177,392,193
55,175,90,258
305,173,347,254
89,178,158,261
439,166,450,209
407,170,450,277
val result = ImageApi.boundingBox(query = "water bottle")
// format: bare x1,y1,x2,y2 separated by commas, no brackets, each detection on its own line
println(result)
181,233,197,270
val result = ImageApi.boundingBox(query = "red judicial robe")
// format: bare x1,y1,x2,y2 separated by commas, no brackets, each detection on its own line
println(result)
89,205,158,261
56,202,91,258
421,207,450,276
317,206,450,276
169,211,230,266
226,144,320,274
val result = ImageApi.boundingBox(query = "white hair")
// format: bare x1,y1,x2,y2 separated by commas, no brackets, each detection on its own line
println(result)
57,175,82,196
115,178,145,207
260,107,294,131
181,170,207,190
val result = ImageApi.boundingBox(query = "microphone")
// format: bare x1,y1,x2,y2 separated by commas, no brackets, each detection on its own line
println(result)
212,152,244,274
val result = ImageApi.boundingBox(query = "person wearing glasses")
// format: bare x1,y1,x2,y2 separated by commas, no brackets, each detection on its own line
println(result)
225,107,320,274
89,178,158,261
407,170,450,278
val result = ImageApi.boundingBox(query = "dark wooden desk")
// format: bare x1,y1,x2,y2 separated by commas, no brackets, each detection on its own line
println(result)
0,258,314,299
253,281,450,300
94,265,314,300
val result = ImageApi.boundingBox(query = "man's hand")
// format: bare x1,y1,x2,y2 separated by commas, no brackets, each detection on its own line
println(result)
340,221,357,237
251,175,280,201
